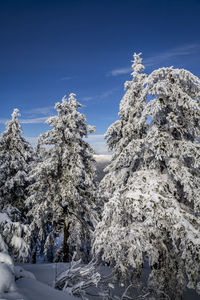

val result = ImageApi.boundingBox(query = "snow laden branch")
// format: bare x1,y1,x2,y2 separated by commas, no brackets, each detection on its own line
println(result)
94,53,200,299
54,253,101,299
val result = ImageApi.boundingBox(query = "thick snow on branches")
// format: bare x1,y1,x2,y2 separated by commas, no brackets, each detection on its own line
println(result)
0,109,31,263
26,93,97,262
0,212,29,262
94,53,200,298
0,109,33,218
0,110,31,295
0,53,199,299
99,54,147,201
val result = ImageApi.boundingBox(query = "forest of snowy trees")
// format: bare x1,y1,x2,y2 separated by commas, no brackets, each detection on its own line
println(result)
0,53,200,300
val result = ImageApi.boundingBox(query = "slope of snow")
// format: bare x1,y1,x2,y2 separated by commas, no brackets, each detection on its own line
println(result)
16,263,77,299
18,262,71,285
0,263,77,300
0,262,197,300
0,263,16,293
18,263,200,300
0,253,16,294
17,278,77,300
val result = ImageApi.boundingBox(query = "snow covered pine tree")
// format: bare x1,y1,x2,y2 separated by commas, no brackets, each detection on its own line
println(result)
94,54,200,299
99,53,147,201
27,94,97,263
0,109,33,262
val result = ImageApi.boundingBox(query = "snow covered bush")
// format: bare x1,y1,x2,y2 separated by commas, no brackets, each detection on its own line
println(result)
26,94,98,263
94,54,200,298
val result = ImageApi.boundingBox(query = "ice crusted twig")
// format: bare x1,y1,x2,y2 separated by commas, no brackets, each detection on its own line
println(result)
54,252,101,299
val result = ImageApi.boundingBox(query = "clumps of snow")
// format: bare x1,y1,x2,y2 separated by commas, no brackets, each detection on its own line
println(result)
14,265,36,280
11,235,29,257
55,255,101,298
0,252,36,296
0,263,16,293
0,252,14,270
0,212,11,224
0,252,16,293
94,155,112,182
0,234,8,252
0,212,30,262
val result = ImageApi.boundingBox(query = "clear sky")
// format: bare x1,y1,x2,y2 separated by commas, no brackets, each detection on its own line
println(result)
0,0,200,154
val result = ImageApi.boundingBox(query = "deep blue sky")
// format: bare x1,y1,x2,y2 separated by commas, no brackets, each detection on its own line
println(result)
0,0,200,154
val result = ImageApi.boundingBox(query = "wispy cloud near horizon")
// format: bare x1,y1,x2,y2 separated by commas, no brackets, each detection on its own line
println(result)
144,43,200,67
98,87,120,99
0,118,8,124
0,116,51,125
108,67,131,77
86,134,109,155
0,105,55,125
24,106,54,116
82,96,93,101
20,117,50,124
108,43,200,76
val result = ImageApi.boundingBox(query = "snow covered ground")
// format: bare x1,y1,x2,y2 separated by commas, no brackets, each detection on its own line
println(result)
0,262,199,299
16,277,77,300
0,263,77,300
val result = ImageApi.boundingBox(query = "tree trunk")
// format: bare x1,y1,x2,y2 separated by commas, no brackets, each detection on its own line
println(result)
32,247,37,264
62,218,71,262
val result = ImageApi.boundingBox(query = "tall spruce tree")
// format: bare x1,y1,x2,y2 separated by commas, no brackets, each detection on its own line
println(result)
94,57,200,298
0,109,33,261
99,53,147,200
27,94,97,262
0,109,33,220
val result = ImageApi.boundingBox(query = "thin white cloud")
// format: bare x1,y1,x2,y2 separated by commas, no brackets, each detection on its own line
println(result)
85,134,110,155
0,115,51,125
98,88,119,99
24,106,54,116
92,141,110,155
144,43,200,67
82,96,93,101
94,154,112,162
83,87,120,102
108,67,131,77
0,118,8,124
20,117,49,124
108,43,200,76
